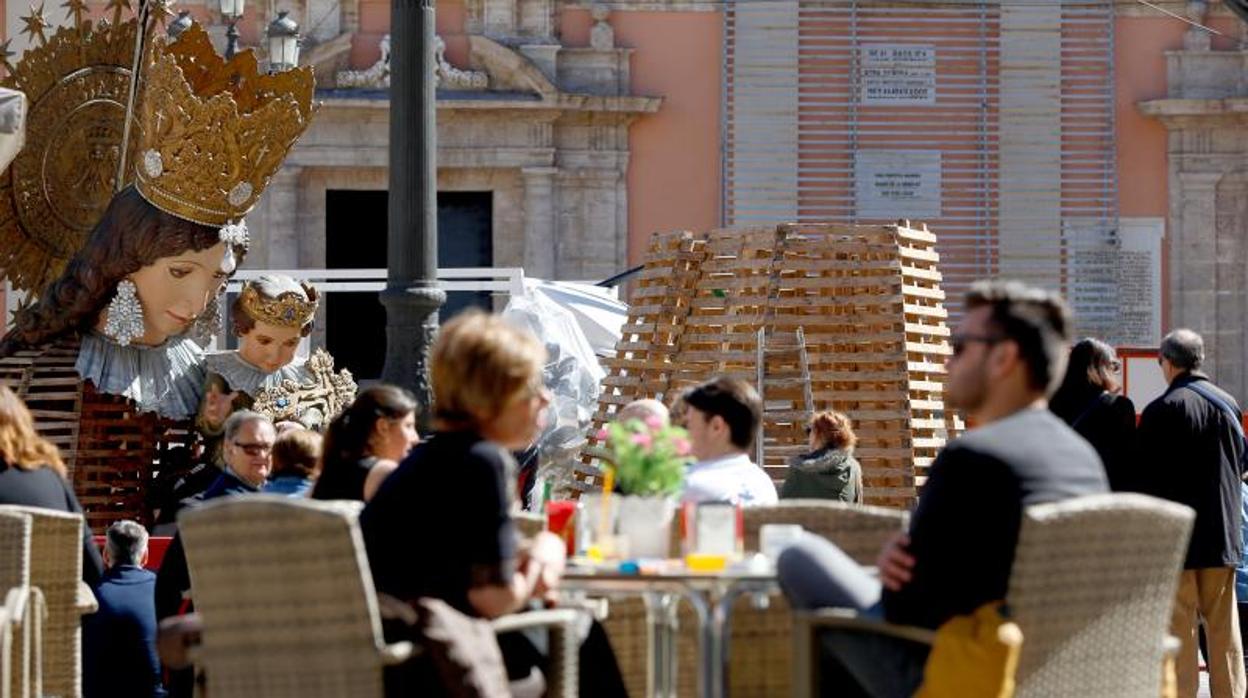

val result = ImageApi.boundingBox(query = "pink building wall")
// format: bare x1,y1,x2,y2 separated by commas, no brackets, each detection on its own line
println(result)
353,2,722,266
1113,13,1241,330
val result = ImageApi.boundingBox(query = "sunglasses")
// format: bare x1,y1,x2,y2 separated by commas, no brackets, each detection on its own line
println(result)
950,333,1004,357
231,441,273,457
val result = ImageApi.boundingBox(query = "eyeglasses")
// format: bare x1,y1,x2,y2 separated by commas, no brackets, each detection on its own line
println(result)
231,441,273,457
950,333,1004,357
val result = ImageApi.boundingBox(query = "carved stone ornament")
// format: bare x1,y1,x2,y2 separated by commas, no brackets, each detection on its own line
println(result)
335,34,488,90
434,36,488,90
590,4,615,50
337,34,391,88
251,347,358,424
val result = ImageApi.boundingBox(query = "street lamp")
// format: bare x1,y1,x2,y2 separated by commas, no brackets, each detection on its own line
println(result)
167,10,193,39
266,11,300,72
218,0,244,58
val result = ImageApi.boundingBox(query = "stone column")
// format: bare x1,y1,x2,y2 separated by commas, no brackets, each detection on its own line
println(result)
522,166,558,279
264,166,302,269
1172,171,1220,332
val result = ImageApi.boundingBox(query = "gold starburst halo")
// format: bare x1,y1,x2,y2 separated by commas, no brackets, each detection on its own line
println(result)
20,4,51,46
0,10,141,294
133,22,315,228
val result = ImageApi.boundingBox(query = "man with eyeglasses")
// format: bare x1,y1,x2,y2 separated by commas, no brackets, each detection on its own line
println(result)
1137,329,1247,697
155,411,275,698
777,280,1107,697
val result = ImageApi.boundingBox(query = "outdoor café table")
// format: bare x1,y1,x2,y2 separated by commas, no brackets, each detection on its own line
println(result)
559,563,778,698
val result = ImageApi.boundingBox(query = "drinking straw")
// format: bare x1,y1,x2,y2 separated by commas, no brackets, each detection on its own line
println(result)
598,467,615,549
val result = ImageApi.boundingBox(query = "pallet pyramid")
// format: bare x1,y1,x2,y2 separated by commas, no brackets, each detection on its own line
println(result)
590,221,963,508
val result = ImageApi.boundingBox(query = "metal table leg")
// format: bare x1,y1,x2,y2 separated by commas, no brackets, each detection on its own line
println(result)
644,591,680,698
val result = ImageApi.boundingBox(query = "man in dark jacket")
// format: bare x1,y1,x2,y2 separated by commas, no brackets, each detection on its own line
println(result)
1139,329,1246,697
84,520,166,697
777,280,1108,697
155,411,274,698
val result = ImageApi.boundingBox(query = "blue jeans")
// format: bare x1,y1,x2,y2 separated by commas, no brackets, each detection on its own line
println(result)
778,533,929,698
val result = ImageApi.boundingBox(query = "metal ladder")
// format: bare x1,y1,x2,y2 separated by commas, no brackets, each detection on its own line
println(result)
754,326,814,468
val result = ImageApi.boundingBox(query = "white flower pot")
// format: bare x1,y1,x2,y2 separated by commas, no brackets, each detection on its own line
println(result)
616,494,678,559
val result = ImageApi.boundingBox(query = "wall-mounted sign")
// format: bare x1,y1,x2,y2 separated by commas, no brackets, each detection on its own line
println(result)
860,44,936,105
854,149,942,220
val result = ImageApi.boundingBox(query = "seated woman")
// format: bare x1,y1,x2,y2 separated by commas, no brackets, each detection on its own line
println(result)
781,410,863,503
0,385,103,587
262,428,322,497
360,310,626,696
310,385,419,502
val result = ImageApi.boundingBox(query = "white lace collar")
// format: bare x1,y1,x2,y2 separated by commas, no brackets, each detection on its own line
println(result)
204,351,311,396
76,332,206,420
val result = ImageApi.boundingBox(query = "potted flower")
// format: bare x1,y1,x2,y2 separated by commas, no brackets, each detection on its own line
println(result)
595,416,692,557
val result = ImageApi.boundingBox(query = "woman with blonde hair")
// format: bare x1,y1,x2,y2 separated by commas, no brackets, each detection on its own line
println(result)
781,409,864,503
361,310,626,696
0,385,103,585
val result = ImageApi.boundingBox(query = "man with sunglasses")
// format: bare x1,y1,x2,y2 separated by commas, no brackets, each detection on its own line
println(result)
154,411,275,697
777,280,1107,697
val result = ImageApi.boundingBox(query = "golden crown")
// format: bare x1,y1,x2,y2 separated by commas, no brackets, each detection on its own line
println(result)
0,5,141,293
239,280,318,329
133,23,315,227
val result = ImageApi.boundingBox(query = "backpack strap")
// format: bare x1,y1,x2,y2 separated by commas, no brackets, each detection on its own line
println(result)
1183,381,1248,473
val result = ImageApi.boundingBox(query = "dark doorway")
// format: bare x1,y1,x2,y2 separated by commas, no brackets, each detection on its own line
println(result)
324,190,494,381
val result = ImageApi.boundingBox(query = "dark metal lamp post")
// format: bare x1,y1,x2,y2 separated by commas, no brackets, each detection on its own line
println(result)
266,11,300,72
218,0,244,58
381,0,444,421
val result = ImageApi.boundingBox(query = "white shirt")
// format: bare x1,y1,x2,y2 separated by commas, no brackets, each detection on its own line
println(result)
682,452,778,507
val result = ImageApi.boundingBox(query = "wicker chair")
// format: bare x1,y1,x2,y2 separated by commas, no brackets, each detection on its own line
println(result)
792,493,1195,698
599,500,907,697
179,495,582,698
0,509,37,698
0,506,93,698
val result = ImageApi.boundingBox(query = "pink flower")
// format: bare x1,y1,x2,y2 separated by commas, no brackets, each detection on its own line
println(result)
630,433,653,448
645,415,664,430
671,437,691,456
596,428,609,442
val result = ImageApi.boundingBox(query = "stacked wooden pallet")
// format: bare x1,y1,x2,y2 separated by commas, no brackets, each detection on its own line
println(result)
588,221,962,507
0,340,194,529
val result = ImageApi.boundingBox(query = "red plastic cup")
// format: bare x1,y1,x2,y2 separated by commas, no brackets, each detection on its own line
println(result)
546,500,577,555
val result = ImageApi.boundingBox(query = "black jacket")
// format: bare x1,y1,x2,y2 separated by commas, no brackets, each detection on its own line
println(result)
0,461,103,587
1050,389,1138,491
84,565,166,697
1137,372,1244,569
882,408,1108,630
155,469,258,621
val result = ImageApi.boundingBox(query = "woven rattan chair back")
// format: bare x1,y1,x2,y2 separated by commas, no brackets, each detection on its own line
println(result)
0,506,84,698
1007,493,1194,698
0,510,30,698
744,500,907,564
179,496,389,698
717,501,908,696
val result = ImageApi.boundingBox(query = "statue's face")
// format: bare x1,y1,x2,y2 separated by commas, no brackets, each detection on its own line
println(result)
128,241,229,344
238,319,302,373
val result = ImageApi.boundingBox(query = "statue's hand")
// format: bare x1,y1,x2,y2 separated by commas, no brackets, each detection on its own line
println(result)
201,386,241,428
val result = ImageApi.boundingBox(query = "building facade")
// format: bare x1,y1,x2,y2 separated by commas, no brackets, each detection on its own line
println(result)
2,0,1247,397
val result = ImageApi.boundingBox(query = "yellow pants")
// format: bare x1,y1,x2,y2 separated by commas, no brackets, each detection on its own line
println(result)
1171,568,1246,698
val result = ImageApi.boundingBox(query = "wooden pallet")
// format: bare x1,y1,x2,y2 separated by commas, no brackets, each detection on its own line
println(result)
0,340,198,529
585,222,963,509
